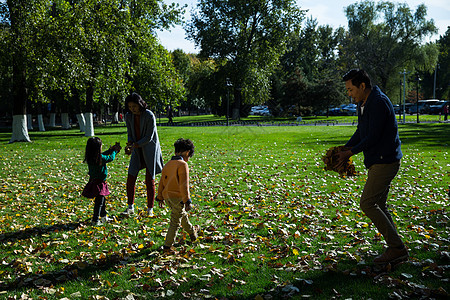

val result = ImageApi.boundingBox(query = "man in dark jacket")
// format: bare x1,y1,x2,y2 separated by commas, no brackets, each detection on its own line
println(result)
337,69,408,265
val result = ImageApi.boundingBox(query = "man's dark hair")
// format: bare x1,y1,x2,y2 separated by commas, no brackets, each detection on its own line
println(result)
174,138,195,157
343,69,372,89
124,92,147,113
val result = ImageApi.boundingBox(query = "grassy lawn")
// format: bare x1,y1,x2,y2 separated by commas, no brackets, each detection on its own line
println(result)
156,113,447,125
0,122,448,299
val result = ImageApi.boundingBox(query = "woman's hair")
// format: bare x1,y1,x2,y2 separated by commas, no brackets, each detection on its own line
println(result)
124,92,147,113
84,137,102,165
174,138,195,157
343,69,372,89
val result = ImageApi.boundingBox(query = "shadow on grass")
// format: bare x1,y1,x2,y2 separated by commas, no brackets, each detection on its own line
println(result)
0,222,84,244
0,215,160,293
399,123,450,148
0,127,127,143
247,254,449,300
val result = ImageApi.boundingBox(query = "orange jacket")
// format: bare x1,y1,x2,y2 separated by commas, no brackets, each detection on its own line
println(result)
156,156,190,204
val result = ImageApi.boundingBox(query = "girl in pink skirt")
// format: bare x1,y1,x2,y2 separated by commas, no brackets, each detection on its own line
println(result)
82,137,121,225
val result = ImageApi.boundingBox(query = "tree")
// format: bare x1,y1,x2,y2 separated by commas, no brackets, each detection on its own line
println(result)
414,42,439,99
436,27,450,99
4,0,48,143
274,18,346,115
342,0,437,94
1,0,186,138
187,0,304,118
124,1,185,118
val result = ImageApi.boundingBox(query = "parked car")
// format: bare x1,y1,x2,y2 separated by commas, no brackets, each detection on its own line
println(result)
259,108,272,116
342,103,357,116
328,104,346,116
249,105,268,115
408,99,440,114
329,104,356,116
393,105,400,114
429,101,449,115
398,103,414,114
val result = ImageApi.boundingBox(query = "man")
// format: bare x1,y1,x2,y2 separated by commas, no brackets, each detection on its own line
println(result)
337,69,408,264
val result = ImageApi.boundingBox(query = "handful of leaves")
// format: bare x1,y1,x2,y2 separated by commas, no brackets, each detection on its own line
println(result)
322,146,357,176
111,142,122,153
124,145,132,155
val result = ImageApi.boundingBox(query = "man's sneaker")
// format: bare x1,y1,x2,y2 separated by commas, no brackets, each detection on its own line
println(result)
122,207,135,215
162,246,176,255
189,225,200,242
101,216,114,223
147,207,154,217
373,247,409,265
92,220,103,226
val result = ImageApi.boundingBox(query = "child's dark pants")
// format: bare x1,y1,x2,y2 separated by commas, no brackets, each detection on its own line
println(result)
93,196,106,222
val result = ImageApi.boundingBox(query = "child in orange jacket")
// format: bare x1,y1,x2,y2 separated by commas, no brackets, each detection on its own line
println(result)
156,138,199,253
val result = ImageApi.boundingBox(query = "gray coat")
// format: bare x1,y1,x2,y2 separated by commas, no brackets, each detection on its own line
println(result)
125,109,164,178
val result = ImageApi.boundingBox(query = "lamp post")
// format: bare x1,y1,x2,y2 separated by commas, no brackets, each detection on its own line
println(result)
399,80,402,122
415,73,421,124
433,64,439,99
226,78,233,126
399,69,410,124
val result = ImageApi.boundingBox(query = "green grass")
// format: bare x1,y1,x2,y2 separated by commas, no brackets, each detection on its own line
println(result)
157,113,447,125
0,123,448,299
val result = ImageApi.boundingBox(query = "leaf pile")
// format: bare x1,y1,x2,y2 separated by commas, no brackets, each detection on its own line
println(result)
322,146,357,176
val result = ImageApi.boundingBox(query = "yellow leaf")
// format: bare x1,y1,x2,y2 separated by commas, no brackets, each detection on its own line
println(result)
138,244,144,249
292,248,299,256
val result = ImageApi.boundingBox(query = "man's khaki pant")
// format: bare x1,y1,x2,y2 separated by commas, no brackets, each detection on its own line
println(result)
164,198,195,248
360,161,404,248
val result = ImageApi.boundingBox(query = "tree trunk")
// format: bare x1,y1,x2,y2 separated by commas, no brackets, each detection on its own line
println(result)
37,114,45,131
84,112,94,137
49,113,56,127
232,88,241,120
37,103,45,131
84,83,95,137
10,115,31,143
72,88,85,132
26,114,33,130
61,112,71,129
8,0,30,143
111,95,120,124
112,112,119,123
76,114,86,132
48,97,56,127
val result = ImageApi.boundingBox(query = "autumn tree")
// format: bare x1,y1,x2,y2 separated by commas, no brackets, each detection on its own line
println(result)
187,0,304,118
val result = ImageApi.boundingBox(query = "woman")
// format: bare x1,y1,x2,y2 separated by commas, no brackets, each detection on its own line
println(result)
123,92,164,217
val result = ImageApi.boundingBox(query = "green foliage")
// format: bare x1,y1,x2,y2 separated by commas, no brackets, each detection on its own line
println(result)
0,0,185,116
187,0,305,108
342,0,438,93
274,18,346,115
0,123,448,299
437,27,450,99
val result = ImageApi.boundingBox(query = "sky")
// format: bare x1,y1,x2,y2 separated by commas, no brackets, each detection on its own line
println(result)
157,0,450,53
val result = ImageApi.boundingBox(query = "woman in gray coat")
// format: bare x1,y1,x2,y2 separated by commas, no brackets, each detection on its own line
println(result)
123,93,164,216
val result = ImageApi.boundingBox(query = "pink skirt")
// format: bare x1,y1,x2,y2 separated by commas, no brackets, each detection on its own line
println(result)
82,179,110,198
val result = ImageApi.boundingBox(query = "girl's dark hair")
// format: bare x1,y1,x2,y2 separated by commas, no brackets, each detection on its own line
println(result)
124,92,147,113
84,137,102,165
343,69,372,89
174,138,195,157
